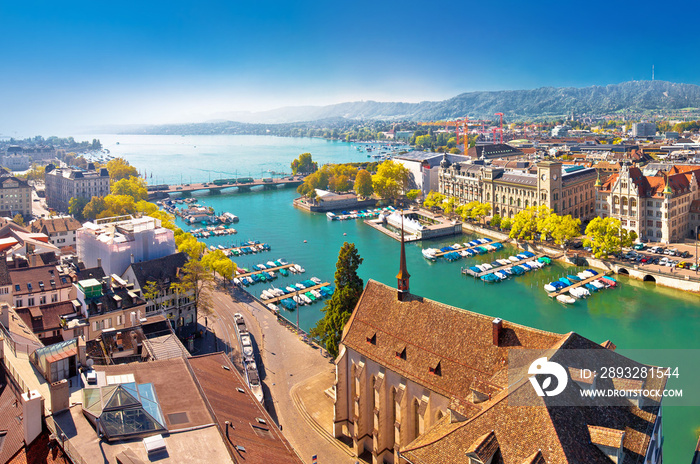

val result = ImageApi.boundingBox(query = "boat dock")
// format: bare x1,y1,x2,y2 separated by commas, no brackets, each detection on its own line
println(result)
236,263,297,279
462,253,549,278
264,282,331,304
434,241,507,258
548,271,614,298
220,244,270,255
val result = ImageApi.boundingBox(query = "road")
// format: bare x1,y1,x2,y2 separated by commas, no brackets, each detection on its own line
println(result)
207,285,357,464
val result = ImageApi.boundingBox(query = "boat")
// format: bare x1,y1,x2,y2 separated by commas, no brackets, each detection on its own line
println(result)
233,314,264,406
556,294,576,304
600,276,617,287
566,274,581,282
311,277,321,284
544,283,557,292
559,277,572,286
494,271,508,280
590,280,605,290
584,283,598,292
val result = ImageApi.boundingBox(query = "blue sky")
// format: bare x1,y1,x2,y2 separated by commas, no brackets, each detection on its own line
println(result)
1,0,698,135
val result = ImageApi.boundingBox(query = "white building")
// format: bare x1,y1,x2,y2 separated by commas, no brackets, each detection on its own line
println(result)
393,152,469,195
77,216,176,277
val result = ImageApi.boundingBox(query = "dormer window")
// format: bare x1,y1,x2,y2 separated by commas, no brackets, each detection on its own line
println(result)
27,283,32,291
395,347,407,360
366,333,376,345
429,361,442,376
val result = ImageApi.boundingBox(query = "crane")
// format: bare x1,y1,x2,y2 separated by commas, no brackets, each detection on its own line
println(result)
494,113,504,144
418,118,471,151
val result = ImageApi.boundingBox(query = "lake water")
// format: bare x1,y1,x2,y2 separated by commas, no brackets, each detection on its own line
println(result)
87,134,700,461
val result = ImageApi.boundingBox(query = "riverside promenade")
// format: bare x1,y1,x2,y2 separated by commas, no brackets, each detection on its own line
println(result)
204,284,357,464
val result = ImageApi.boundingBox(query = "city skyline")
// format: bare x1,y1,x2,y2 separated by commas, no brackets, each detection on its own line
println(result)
1,0,698,135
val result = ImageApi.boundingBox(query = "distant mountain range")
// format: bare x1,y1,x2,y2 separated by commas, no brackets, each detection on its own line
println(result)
118,81,700,134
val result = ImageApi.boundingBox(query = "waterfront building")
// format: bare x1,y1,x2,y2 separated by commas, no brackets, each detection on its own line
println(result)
44,163,110,212
333,238,664,464
121,252,197,333
439,160,597,220
0,169,32,217
76,216,176,277
596,164,700,242
30,216,82,249
393,152,469,195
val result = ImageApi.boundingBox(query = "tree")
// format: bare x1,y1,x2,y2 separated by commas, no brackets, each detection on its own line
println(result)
584,217,637,258
202,249,236,280
310,242,364,358
371,160,410,201
509,207,538,240
501,217,512,230
470,202,491,224
551,215,581,246
105,158,138,181
69,197,89,220
172,259,215,316
329,174,351,192
354,169,373,198
490,214,501,228
176,232,206,259
111,176,147,201
12,214,24,226
291,153,318,175
82,196,107,220
406,189,422,203
19,164,45,182
142,280,163,313
423,191,446,210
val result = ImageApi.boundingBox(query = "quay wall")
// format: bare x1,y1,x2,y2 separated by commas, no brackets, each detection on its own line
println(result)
293,197,377,213
461,222,700,293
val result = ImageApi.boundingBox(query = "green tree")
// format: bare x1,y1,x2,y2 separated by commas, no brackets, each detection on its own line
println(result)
82,196,107,221
291,153,318,175
406,189,422,203
18,164,45,181
171,258,215,316
490,214,501,228
354,169,373,198
12,214,24,226
584,217,637,258
509,207,538,240
202,249,236,280
501,217,512,230
551,214,581,246
470,202,491,224
142,280,163,313
371,160,410,201
105,158,138,181
69,197,89,220
111,176,147,201
449,147,461,154
176,233,206,259
423,191,446,210
311,242,364,358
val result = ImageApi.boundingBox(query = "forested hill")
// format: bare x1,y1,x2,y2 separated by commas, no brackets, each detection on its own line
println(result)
120,81,700,134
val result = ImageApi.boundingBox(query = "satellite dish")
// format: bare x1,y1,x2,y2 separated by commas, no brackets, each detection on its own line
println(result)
86,359,94,368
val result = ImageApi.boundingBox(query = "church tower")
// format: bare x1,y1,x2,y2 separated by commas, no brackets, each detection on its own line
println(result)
397,213,411,301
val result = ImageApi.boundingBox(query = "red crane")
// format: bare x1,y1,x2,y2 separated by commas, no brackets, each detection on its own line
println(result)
494,112,504,143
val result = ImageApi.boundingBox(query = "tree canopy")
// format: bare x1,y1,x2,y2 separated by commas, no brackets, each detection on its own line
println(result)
106,158,139,181
171,258,215,316
291,153,318,175
372,160,410,201
311,242,364,358
584,217,637,258
202,249,236,280
111,176,147,201
354,169,373,198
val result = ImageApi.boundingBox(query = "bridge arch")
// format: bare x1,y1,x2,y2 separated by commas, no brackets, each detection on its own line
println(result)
617,268,629,275
643,274,656,283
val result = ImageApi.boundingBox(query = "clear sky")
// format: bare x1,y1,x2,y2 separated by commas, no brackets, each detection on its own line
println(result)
1,0,699,136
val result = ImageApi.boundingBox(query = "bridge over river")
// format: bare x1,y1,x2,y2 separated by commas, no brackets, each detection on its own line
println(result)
147,177,304,199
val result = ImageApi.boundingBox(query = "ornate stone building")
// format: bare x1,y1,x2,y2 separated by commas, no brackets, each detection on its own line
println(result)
333,238,664,464
439,159,597,221
596,164,700,243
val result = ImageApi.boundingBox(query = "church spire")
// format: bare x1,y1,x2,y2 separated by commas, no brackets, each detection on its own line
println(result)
397,212,410,301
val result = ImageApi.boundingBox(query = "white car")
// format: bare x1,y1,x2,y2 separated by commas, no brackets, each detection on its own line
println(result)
659,257,670,266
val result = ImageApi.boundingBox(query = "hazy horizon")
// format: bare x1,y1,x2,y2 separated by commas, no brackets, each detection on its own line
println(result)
2,0,698,137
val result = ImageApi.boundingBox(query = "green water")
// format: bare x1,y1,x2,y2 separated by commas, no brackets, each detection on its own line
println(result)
105,135,699,461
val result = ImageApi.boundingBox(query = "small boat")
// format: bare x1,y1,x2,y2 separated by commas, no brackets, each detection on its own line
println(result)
567,274,581,282
556,294,576,304
494,271,508,280
584,283,598,292
544,283,557,292
590,280,605,290
559,277,572,286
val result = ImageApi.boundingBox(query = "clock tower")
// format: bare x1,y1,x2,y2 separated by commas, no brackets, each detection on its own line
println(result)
536,161,563,212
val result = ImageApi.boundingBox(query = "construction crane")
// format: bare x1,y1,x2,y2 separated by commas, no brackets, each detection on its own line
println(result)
494,113,504,144
418,118,471,150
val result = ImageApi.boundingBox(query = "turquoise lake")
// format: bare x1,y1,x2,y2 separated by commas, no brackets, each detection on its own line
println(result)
88,134,700,461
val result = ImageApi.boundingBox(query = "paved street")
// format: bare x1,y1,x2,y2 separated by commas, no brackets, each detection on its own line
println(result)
204,283,357,464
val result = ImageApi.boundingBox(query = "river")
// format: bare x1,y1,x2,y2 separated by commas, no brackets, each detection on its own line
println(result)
85,134,700,461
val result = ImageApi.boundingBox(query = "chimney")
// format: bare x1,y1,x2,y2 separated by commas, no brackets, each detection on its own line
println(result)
21,390,44,445
492,318,502,346
50,379,70,413
0,303,9,329
130,311,136,326
97,258,102,269
130,253,134,264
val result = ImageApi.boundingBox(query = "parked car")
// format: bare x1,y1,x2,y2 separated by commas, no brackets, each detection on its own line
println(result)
641,256,651,264
633,243,646,250
659,257,670,266
681,251,690,258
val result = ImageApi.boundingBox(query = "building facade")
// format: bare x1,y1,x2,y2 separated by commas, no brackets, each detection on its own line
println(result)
30,216,83,248
596,164,700,243
632,122,657,138
0,170,32,217
439,160,597,220
44,163,110,212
